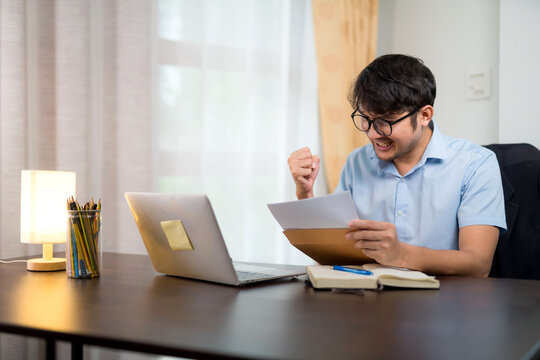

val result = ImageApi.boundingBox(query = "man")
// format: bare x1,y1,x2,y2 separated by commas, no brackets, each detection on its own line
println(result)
288,54,506,277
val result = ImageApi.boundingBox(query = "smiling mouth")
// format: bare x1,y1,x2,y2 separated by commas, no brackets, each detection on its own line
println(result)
374,138,393,149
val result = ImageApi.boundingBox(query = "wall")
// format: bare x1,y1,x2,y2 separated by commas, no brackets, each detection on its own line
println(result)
499,0,540,149
377,0,500,145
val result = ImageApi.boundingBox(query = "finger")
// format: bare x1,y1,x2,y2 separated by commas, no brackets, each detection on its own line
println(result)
348,219,388,231
296,175,311,185
311,155,320,179
293,168,315,177
353,240,379,252
290,147,312,160
293,158,316,169
346,229,383,242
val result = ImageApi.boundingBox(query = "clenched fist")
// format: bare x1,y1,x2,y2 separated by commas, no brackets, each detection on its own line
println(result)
288,147,320,199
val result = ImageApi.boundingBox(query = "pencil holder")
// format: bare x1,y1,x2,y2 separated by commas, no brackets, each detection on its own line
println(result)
66,210,102,278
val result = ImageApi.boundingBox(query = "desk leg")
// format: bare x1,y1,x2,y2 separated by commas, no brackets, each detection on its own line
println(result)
45,339,55,360
71,341,83,360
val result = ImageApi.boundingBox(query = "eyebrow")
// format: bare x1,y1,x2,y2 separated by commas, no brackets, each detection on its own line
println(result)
356,109,371,118
356,110,388,122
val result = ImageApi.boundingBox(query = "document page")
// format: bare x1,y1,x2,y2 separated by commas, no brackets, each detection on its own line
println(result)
267,192,359,229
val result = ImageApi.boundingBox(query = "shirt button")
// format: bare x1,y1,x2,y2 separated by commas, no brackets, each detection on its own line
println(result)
397,210,403,216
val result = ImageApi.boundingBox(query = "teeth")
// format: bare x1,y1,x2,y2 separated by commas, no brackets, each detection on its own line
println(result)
376,139,392,147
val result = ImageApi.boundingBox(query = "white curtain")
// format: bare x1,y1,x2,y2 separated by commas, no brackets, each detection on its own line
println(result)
1,0,321,357
1,0,322,265
1,0,321,358
0,0,155,261
156,0,325,265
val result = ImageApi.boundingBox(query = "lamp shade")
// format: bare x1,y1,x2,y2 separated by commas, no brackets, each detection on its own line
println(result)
20,170,76,244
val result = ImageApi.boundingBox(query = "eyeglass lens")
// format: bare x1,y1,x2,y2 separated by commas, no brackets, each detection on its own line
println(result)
355,117,392,136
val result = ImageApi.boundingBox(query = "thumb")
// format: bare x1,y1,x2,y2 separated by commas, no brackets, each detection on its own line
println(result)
311,155,321,180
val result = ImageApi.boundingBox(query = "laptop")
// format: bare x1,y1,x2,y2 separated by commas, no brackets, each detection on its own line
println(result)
124,192,306,286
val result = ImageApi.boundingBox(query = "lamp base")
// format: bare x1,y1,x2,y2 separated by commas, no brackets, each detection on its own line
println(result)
27,257,66,271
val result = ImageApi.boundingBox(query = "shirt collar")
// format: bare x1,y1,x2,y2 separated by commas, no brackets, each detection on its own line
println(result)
422,120,448,161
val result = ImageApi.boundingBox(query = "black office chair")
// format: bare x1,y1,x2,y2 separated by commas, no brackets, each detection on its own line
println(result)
484,143,540,280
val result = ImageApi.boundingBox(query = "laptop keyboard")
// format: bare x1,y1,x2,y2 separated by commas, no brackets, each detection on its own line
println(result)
235,270,274,282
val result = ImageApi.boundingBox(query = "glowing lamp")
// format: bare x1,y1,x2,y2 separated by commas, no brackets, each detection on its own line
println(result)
20,170,76,271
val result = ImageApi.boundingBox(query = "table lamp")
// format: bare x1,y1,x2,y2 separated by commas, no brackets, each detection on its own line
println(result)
20,170,76,271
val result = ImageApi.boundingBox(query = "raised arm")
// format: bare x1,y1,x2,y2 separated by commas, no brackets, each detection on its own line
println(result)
288,147,320,199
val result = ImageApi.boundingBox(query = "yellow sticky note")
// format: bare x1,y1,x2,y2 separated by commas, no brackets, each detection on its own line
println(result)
160,220,194,251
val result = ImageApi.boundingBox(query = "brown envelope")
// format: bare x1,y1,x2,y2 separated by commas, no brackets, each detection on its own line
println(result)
283,228,373,265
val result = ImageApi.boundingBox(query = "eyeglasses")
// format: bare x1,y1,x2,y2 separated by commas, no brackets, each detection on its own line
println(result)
351,107,421,136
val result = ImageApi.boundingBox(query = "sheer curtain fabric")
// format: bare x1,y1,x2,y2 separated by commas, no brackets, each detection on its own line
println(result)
0,0,321,266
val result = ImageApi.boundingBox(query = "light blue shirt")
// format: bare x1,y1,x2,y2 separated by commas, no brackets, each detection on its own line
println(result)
335,122,507,250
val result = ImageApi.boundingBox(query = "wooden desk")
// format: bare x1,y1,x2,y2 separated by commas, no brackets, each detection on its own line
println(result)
1,252,539,359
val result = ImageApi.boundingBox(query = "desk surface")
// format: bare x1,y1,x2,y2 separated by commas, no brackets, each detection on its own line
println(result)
1,253,539,360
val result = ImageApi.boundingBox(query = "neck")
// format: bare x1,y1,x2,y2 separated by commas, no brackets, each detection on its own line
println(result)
393,126,433,176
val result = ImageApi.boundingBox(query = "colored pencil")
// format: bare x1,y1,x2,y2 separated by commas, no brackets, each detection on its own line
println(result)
66,197,102,278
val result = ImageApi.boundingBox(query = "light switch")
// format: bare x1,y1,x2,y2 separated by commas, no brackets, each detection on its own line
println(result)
466,69,491,100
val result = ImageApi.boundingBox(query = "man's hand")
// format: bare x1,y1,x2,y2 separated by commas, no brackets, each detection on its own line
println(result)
347,220,499,277
288,147,320,199
346,219,404,266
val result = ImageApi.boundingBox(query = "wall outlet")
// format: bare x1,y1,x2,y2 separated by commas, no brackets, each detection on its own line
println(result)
466,69,491,100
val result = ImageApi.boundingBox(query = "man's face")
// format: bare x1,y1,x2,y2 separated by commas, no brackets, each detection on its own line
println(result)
361,109,424,163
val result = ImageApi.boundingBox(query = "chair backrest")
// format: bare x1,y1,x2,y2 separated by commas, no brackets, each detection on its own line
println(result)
484,143,540,280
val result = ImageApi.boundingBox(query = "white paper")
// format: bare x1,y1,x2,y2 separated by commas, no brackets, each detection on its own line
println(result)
267,192,359,229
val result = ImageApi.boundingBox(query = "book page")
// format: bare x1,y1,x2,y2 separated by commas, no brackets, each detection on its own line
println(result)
362,263,435,280
307,265,378,289
362,263,440,288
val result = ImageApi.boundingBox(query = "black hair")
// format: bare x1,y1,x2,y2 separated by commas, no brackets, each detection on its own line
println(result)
349,54,436,115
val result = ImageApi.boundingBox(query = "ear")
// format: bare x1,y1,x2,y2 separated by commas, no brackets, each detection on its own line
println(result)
418,105,434,127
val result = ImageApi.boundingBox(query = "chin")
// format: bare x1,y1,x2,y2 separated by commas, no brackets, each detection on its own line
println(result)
372,144,398,162
378,153,399,162
373,150,398,162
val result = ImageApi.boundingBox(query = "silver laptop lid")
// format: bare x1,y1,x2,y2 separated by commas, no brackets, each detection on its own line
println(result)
125,192,240,285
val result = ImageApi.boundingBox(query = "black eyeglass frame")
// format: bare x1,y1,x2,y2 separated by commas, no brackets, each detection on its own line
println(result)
351,107,422,136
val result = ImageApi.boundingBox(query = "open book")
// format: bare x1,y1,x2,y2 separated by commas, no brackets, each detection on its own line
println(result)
307,264,440,290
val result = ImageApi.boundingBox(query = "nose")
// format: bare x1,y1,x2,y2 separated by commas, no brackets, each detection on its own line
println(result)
367,124,382,138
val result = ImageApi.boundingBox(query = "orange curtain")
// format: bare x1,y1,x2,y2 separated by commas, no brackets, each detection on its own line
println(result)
312,0,378,192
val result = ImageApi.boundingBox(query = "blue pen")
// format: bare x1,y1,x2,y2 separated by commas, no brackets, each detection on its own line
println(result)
333,265,373,275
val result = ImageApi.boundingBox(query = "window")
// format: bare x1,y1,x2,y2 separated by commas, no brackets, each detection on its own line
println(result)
156,0,323,264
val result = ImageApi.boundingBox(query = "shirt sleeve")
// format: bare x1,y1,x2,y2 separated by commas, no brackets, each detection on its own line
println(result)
458,152,507,231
